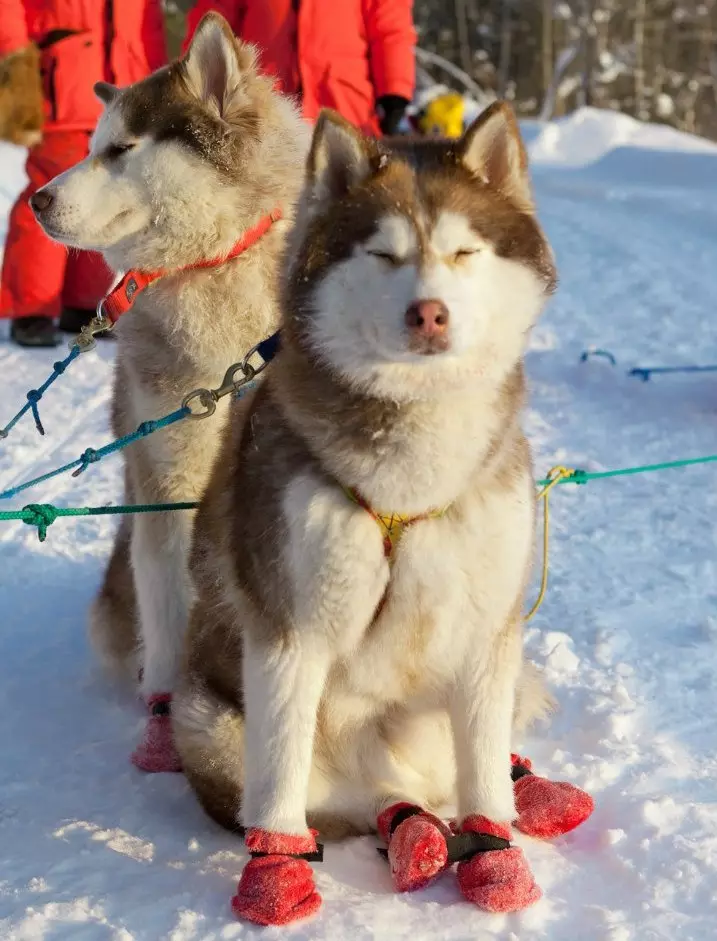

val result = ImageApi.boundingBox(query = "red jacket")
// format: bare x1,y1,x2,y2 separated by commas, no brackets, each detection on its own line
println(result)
185,0,415,135
0,0,167,131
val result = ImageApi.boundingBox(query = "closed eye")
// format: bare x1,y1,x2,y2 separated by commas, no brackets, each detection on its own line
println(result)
105,143,136,160
367,250,403,267
453,248,481,261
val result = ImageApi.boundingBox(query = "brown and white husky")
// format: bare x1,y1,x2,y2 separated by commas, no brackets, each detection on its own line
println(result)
173,104,593,924
30,13,311,770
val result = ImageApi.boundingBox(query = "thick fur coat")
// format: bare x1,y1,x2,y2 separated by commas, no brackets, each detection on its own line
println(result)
174,102,557,840
30,15,311,755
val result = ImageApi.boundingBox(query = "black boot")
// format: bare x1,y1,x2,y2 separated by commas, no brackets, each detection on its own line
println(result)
60,306,115,340
10,316,60,348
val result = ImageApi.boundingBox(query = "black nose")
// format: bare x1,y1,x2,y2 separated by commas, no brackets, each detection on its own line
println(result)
30,190,53,214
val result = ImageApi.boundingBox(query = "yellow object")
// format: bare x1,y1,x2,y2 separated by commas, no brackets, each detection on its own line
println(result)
343,486,446,562
419,92,466,138
345,461,572,620
525,466,575,622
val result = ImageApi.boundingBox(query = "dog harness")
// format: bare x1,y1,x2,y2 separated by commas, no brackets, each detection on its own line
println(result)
75,209,283,349
343,487,447,561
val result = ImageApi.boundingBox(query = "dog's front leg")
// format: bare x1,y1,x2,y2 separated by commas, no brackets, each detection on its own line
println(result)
449,622,541,913
232,630,330,926
130,507,194,773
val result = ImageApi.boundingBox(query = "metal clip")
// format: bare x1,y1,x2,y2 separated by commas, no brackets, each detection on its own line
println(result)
214,362,256,400
241,343,271,379
181,362,257,421
72,301,113,353
182,388,218,419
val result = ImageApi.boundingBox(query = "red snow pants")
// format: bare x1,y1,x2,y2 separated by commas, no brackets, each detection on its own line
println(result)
0,131,112,319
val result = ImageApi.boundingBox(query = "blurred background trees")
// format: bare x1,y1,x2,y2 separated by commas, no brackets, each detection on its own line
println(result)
163,0,717,139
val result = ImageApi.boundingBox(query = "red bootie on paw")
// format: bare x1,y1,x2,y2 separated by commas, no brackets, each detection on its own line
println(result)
456,816,541,914
512,756,594,839
130,693,182,773
378,803,451,892
231,828,322,926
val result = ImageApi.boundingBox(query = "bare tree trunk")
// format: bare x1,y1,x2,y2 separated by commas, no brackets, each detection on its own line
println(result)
542,0,553,104
498,0,513,98
579,0,595,108
454,0,473,79
635,0,647,119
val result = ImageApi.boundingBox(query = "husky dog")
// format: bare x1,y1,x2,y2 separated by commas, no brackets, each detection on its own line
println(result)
30,13,311,772
173,103,594,925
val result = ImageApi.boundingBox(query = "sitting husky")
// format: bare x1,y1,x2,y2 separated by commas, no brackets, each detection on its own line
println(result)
30,13,310,771
173,104,594,925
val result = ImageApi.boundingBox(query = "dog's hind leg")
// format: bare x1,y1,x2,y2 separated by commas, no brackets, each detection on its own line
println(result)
88,514,139,682
130,504,195,773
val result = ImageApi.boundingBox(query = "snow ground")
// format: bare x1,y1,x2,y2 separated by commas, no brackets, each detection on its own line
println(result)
0,109,716,940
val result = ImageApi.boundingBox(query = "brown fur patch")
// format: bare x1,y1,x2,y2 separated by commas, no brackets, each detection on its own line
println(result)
0,45,43,147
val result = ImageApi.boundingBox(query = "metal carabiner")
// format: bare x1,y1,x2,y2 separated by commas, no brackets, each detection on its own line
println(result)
241,342,271,379
181,387,217,419
214,362,257,401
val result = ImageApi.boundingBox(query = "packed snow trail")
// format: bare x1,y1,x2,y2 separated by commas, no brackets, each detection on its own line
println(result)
1,110,716,940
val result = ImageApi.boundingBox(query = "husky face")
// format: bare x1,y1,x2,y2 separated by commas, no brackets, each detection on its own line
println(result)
30,14,299,271
287,104,557,401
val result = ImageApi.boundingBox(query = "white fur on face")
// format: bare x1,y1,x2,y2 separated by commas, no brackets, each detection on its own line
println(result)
310,210,546,401
33,108,152,251
33,105,245,270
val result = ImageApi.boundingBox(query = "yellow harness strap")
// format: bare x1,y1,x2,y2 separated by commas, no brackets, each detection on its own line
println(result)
343,487,447,561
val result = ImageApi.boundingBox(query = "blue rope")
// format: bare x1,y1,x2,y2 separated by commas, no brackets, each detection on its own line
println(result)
0,405,190,501
580,348,617,366
629,364,717,382
0,344,81,439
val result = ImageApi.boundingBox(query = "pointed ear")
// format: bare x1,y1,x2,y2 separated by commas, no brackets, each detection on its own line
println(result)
307,109,376,204
458,101,533,211
182,12,256,122
94,81,119,106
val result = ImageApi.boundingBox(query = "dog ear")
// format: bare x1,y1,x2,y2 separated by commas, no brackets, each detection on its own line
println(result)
458,101,533,212
307,109,375,204
94,82,119,106
182,12,255,123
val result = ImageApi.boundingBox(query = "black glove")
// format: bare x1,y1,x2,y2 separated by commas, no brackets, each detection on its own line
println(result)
377,95,410,135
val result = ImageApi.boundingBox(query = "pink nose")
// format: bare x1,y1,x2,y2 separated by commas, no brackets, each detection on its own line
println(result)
404,299,450,337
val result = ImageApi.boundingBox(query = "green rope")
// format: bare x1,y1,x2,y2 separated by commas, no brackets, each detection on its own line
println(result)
0,501,199,542
536,452,717,488
4,451,717,542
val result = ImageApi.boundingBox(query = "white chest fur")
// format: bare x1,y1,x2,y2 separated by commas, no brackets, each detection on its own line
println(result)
281,466,534,710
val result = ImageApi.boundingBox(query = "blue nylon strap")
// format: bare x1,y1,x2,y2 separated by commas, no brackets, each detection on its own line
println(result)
256,331,281,364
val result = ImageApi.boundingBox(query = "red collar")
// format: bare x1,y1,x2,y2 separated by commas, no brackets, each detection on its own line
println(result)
99,209,283,326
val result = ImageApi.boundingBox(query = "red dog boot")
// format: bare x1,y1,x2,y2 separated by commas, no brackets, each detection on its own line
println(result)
130,693,182,773
377,803,452,892
511,754,594,839
456,816,541,914
231,828,323,926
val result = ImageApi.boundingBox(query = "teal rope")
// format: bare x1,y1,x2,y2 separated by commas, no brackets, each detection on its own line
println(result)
0,344,81,439
536,453,717,488
0,501,200,542
0,405,191,501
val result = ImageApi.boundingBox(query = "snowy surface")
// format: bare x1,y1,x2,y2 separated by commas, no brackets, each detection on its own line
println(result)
1,109,716,939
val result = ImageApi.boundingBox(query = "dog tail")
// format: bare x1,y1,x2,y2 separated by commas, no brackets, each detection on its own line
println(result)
513,659,556,735
173,683,245,834
88,515,140,681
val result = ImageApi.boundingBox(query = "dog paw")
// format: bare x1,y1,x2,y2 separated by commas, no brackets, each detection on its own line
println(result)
131,694,182,773
514,774,594,839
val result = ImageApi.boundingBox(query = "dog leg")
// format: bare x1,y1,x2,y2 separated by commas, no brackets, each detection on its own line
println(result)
130,509,194,773
231,632,330,926
449,625,541,913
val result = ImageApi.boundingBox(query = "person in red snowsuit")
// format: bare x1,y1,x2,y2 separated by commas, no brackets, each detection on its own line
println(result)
184,0,416,137
0,1,167,347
